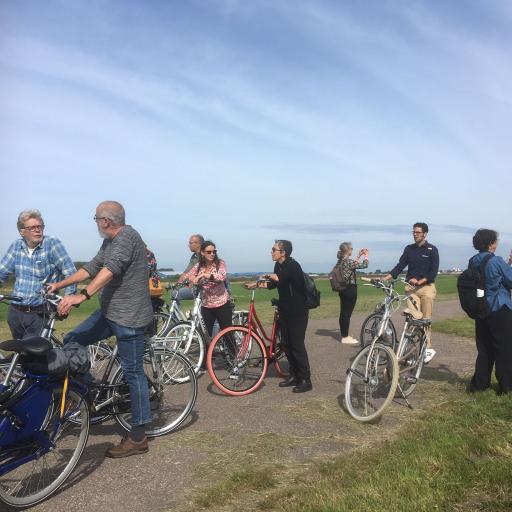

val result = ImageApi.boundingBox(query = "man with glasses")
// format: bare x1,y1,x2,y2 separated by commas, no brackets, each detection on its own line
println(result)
0,209,76,339
384,222,440,363
48,201,153,458
176,234,204,303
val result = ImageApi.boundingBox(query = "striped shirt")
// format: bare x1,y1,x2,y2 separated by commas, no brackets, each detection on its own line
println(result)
0,236,77,306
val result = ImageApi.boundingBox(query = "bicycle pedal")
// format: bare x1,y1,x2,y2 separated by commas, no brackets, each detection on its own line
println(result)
406,377,418,384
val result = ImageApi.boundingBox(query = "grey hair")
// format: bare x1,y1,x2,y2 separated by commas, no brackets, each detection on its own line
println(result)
338,242,352,258
97,201,125,226
190,234,204,244
275,239,292,256
17,209,44,231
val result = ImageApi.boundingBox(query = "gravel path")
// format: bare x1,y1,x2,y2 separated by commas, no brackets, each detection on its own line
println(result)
13,300,475,512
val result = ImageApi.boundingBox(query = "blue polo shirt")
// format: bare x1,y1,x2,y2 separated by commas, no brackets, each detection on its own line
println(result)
390,242,439,283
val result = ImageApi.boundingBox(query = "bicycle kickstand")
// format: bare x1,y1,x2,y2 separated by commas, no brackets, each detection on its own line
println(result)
396,383,414,410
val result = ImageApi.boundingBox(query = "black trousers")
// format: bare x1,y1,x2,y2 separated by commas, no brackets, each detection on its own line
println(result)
339,284,358,338
470,306,512,393
280,313,310,381
201,302,233,338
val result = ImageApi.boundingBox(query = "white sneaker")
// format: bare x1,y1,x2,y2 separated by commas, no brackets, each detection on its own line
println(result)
424,348,436,364
341,336,359,345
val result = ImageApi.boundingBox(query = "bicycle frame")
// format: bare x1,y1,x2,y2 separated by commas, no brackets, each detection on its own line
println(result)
243,288,280,360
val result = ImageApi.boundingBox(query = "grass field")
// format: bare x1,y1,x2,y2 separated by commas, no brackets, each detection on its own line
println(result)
188,383,512,512
0,275,461,339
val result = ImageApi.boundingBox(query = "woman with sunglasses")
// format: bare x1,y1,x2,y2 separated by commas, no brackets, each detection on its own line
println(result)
184,240,232,338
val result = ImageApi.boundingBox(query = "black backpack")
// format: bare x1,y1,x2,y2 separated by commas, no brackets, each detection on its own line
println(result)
457,254,495,319
303,273,321,309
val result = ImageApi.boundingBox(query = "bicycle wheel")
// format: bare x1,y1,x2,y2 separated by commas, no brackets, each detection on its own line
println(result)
160,321,205,374
0,388,89,508
111,348,197,437
345,343,399,422
207,326,267,396
396,327,425,398
148,312,172,337
360,313,397,350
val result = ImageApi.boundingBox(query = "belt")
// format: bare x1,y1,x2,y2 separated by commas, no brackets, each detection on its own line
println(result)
11,304,45,313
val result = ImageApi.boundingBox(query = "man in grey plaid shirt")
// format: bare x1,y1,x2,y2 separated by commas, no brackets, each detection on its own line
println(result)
0,209,76,339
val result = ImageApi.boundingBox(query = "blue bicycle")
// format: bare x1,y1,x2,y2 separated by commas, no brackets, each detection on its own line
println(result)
0,294,89,508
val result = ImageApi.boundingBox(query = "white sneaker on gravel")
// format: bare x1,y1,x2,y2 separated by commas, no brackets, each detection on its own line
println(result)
424,348,436,364
341,336,359,345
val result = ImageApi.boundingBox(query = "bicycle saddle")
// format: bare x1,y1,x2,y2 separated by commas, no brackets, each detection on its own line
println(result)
271,298,280,307
0,337,53,356
410,318,432,327
402,308,423,320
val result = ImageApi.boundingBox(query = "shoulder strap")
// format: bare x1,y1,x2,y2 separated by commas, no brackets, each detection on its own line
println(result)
479,253,494,273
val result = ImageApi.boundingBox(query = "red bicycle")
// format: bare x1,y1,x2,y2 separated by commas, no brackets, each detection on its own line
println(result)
206,281,289,396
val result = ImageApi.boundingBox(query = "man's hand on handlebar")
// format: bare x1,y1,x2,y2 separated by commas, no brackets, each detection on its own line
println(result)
46,283,60,294
57,294,86,316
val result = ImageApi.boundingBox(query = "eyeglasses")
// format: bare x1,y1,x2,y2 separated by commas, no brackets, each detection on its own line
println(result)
204,250,217,255
271,248,283,253
94,216,108,222
23,224,44,232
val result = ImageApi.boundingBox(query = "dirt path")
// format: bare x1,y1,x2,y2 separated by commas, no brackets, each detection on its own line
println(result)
17,300,475,512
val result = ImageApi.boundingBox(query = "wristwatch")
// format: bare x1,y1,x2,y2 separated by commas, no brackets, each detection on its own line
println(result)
80,289,91,300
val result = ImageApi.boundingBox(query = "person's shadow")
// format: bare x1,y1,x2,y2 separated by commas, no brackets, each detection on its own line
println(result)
315,328,339,341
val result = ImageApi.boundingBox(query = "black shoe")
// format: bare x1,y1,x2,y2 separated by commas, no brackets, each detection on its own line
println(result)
278,375,297,388
292,379,312,393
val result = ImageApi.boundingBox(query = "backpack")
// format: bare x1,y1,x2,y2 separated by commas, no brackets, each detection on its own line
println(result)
328,264,349,292
303,272,321,309
457,254,495,319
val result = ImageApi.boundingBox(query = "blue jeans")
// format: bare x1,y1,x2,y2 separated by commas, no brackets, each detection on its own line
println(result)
64,310,151,427
7,306,44,340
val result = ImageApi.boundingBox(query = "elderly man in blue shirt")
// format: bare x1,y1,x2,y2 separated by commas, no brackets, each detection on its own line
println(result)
384,222,440,363
0,209,76,339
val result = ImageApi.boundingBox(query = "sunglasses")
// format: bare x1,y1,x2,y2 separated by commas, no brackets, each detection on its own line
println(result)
204,250,217,255
271,248,283,253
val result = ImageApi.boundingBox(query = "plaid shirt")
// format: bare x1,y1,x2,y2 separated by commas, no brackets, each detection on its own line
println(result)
0,236,77,305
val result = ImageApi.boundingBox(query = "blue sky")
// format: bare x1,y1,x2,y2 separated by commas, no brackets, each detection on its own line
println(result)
1,0,511,273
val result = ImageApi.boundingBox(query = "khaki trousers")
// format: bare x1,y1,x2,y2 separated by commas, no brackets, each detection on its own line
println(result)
405,283,437,347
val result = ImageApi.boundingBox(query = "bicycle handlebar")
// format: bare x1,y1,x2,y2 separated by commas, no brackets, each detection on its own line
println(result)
0,294,23,303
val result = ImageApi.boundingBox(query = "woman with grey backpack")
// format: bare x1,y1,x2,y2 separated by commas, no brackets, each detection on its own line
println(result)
329,243,369,345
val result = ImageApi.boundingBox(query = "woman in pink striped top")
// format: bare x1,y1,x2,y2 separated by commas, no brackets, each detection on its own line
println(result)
184,240,232,338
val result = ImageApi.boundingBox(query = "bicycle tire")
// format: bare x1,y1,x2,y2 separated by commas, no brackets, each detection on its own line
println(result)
345,343,399,422
111,348,197,437
360,313,397,350
0,388,89,508
207,326,267,396
158,321,205,374
149,312,172,337
396,327,425,398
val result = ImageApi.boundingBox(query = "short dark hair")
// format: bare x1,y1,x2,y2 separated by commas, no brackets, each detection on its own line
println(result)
472,229,498,251
275,239,292,256
413,222,428,233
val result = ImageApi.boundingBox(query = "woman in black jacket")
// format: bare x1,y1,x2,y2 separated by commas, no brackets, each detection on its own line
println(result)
257,240,312,393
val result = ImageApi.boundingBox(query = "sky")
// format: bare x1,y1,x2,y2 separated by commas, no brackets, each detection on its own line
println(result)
1,0,511,273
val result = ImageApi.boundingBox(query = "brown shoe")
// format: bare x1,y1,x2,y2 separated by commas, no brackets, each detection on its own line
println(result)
105,436,149,458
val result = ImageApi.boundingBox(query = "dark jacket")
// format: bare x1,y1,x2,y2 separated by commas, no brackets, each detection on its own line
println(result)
268,257,308,317
390,242,439,283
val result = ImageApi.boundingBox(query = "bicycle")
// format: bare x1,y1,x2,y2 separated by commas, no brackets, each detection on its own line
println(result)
155,281,249,375
0,295,89,508
344,278,430,422
359,278,400,349
206,280,290,396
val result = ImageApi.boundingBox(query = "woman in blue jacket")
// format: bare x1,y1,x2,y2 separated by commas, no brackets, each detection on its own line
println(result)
468,229,512,394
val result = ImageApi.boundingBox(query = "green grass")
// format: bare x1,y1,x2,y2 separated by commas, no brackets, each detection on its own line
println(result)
191,384,512,512
432,316,475,339
0,275,459,338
